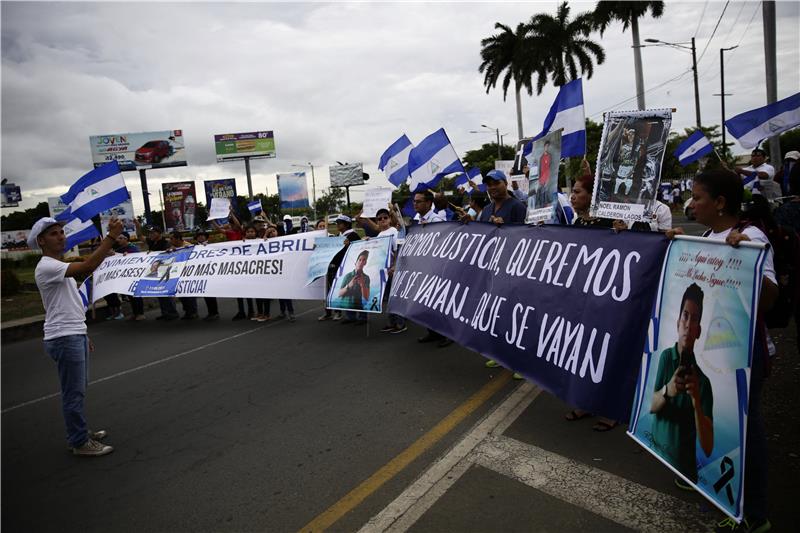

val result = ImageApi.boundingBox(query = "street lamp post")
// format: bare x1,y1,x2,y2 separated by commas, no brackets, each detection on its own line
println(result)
482,124,502,159
644,38,701,129
716,45,739,155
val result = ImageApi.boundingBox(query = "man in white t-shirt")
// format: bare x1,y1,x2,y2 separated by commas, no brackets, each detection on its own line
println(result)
733,148,777,196
31,216,123,456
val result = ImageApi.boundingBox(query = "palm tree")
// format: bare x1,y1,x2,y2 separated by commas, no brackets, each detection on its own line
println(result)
527,2,606,90
479,22,546,141
593,1,665,110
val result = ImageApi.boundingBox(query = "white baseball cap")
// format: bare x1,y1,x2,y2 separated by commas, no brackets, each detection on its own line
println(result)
784,150,800,161
27,217,64,250
335,214,352,224
283,214,292,220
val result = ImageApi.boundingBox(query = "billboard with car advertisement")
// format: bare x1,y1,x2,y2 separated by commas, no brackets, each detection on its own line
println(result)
214,131,276,162
89,130,187,171
162,181,197,232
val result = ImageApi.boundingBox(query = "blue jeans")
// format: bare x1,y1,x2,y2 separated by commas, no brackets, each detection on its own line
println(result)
43,334,89,448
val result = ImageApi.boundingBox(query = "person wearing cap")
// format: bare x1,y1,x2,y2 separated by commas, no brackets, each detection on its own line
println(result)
31,216,124,456
280,214,294,236
319,215,361,321
731,148,778,199
194,229,220,321
167,231,199,320
252,215,268,238
476,169,526,225
775,150,800,196
134,221,180,320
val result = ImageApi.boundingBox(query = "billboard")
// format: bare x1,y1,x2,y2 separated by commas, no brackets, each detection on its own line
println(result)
204,179,238,221
329,163,364,187
89,130,187,171
2,230,31,250
1,183,21,207
47,196,70,219
162,181,197,232
214,131,276,162
277,172,310,210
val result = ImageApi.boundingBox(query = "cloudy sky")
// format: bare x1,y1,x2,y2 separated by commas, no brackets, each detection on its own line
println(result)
2,1,798,217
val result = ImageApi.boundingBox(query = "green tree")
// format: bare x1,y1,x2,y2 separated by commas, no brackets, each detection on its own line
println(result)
462,143,518,176
661,125,726,181
763,128,800,161
528,2,605,88
593,1,665,110
479,23,547,140
0,201,50,230
314,188,346,218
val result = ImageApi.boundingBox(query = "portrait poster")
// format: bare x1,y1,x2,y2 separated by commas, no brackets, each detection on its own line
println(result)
592,109,671,222
133,247,195,297
327,236,392,314
525,129,562,224
628,236,767,521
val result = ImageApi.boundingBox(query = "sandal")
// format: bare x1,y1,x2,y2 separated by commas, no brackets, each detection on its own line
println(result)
565,409,592,421
592,420,618,432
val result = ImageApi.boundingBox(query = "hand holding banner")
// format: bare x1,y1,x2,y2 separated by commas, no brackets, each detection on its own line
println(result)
208,197,231,221
361,188,393,218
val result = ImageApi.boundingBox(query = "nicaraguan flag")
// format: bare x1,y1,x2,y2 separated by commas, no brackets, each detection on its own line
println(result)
555,193,575,225
674,130,713,166
529,78,586,158
60,161,130,222
742,171,760,190
726,91,800,149
401,197,416,218
247,200,262,216
407,128,465,193
456,167,485,194
63,214,100,250
379,134,414,188
78,276,93,311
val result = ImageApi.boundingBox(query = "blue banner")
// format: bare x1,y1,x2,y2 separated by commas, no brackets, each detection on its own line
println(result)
628,237,766,521
133,247,195,297
389,222,669,420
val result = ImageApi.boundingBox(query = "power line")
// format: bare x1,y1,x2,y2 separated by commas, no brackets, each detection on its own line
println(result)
589,69,693,118
697,1,762,82
697,0,731,65
720,0,747,46
693,0,710,39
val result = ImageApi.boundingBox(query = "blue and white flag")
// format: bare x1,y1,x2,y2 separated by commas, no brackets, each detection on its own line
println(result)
407,128,465,193
379,134,414,188
528,78,586,158
742,172,761,191
78,277,92,312
247,200,262,216
60,161,130,222
726,91,800,149
555,192,575,225
63,213,100,250
674,130,714,166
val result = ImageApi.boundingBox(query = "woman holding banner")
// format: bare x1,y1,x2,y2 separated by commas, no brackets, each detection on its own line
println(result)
671,169,777,533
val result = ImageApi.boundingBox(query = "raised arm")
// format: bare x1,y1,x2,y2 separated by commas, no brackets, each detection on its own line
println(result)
66,219,123,278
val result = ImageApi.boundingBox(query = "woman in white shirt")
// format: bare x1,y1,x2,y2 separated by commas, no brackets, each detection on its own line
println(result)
672,168,776,532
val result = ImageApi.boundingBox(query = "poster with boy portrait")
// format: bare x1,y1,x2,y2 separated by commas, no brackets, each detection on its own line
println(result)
628,236,767,522
525,129,562,224
592,109,671,222
326,237,392,314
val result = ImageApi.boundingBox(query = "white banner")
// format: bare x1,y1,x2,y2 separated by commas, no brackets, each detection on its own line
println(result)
208,197,230,221
92,230,326,302
361,188,393,218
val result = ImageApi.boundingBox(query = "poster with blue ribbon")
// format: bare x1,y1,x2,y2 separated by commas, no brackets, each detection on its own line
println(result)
628,236,766,522
389,222,668,420
327,237,393,314
133,247,195,297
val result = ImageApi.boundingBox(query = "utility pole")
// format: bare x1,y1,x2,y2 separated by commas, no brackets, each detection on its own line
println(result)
138,169,151,223
244,156,253,200
763,0,781,165
691,37,701,129
715,46,738,156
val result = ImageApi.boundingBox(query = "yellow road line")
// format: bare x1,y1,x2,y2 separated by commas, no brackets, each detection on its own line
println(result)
299,370,513,533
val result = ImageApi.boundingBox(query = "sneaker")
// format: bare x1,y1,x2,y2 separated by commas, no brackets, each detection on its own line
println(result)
71,438,113,457
673,477,694,491
485,359,501,368
204,314,220,322
232,313,247,321
380,325,395,333
288,314,296,322
332,312,342,321
256,315,270,322
714,516,771,533
390,325,408,334
250,315,261,321
113,312,125,320
181,313,199,320
90,429,108,440
318,314,332,321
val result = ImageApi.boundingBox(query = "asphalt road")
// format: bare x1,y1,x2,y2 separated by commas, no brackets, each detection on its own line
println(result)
2,213,797,532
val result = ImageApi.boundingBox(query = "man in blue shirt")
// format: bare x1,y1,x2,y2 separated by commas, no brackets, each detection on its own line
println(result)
477,170,527,225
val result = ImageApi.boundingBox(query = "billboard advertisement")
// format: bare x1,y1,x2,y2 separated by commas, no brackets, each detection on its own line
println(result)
329,163,364,187
89,130,187,171
277,172,310,210
162,181,197,232
2,230,31,250
1,183,22,207
214,131,276,162
47,196,70,219
203,179,238,218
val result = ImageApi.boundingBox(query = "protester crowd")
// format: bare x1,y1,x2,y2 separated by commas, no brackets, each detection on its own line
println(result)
27,146,800,533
